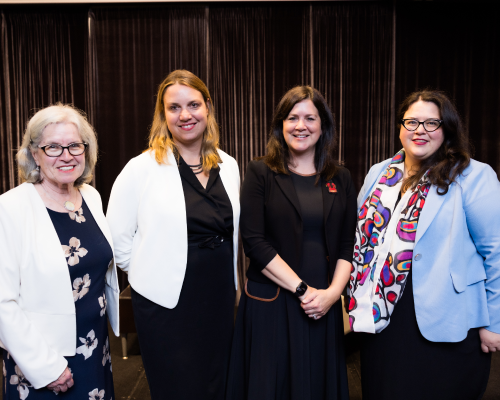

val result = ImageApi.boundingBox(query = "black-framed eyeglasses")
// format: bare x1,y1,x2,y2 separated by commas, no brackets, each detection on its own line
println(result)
400,119,443,132
38,143,88,157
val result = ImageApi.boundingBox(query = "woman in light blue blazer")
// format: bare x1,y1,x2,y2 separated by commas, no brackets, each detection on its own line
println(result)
347,90,500,400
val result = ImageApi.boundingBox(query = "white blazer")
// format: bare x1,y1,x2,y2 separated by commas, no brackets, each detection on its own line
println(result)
0,183,120,389
106,149,241,309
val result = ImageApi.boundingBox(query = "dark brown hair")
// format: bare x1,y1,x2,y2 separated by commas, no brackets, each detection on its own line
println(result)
148,69,221,171
398,89,471,194
262,86,338,181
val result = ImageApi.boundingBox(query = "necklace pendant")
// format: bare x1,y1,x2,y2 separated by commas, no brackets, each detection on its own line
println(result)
64,201,75,212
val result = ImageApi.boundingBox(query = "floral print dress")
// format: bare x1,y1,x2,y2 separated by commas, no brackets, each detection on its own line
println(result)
3,199,114,400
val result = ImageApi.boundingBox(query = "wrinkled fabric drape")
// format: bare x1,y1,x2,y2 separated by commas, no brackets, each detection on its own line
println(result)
209,4,310,173
396,1,500,175
91,5,208,211
312,2,395,190
0,8,87,193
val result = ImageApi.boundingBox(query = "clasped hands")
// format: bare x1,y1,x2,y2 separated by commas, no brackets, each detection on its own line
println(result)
299,286,341,320
46,367,74,393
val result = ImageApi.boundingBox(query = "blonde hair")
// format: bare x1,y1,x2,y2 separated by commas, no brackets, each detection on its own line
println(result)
17,103,98,188
148,70,221,171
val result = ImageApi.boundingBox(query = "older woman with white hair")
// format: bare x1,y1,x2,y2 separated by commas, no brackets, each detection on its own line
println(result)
0,104,119,400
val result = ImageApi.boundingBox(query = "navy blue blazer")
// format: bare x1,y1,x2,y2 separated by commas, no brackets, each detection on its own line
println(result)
358,157,500,342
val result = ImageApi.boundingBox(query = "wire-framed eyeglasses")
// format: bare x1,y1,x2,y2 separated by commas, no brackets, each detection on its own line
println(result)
38,143,88,157
400,119,443,132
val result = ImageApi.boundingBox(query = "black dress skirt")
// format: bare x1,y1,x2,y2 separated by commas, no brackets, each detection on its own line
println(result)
3,200,114,400
360,268,492,400
226,173,349,400
131,157,235,400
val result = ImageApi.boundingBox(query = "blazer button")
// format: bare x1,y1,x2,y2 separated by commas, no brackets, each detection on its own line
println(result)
414,254,422,261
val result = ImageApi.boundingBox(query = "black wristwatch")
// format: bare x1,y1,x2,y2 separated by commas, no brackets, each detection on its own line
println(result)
293,281,308,298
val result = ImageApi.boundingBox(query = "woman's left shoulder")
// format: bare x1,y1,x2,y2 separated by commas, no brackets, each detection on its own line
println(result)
331,165,353,184
457,159,499,188
217,149,239,169
80,184,103,206
217,148,236,162
80,183,100,197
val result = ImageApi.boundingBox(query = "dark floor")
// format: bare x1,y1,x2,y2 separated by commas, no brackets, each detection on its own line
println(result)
1,328,499,399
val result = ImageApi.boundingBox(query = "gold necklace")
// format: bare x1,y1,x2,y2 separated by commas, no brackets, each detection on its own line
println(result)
40,183,77,212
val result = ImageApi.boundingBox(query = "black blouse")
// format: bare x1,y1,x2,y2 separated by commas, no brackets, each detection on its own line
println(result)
177,156,233,243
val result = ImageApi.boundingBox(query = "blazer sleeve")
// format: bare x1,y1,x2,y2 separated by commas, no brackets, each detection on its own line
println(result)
0,198,67,389
240,161,278,270
461,162,500,334
106,157,142,273
338,168,358,262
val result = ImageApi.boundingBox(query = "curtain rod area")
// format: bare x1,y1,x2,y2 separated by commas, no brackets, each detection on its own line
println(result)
0,0,372,3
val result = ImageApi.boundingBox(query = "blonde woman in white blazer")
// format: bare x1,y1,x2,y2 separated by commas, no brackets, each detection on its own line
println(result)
107,70,240,400
0,104,119,400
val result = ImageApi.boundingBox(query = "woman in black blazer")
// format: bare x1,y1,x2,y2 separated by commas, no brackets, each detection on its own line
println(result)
226,86,357,399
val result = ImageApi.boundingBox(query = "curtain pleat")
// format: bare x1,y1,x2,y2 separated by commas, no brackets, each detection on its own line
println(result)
209,5,309,176
312,3,395,190
86,11,97,128
91,5,208,212
396,2,500,176
0,8,87,194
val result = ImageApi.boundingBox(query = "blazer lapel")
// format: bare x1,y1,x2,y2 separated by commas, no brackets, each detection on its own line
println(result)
322,177,338,223
80,186,114,252
275,174,302,219
415,185,446,244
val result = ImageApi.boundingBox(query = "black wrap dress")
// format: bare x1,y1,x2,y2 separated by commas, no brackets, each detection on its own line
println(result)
131,157,235,400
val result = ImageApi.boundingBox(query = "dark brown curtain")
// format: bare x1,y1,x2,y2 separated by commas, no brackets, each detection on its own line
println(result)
312,2,396,190
0,7,87,194
91,5,208,212
209,4,310,176
396,1,500,177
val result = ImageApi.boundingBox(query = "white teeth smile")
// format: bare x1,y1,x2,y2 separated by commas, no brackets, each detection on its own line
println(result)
295,135,308,138
182,124,195,129
59,166,74,171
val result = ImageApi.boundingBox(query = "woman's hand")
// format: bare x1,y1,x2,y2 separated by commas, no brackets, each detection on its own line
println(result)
479,328,500,353
46,367,74,393
300,286,340,320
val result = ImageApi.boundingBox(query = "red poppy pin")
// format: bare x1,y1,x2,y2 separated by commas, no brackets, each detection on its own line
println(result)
326,182,337,193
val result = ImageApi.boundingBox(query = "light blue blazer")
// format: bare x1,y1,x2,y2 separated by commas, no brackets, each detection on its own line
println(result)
358,158,500,342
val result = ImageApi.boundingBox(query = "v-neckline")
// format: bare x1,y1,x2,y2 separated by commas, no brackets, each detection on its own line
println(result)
178,156,219,193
